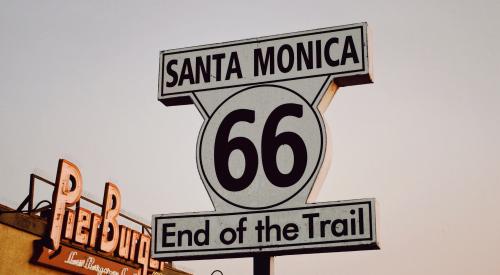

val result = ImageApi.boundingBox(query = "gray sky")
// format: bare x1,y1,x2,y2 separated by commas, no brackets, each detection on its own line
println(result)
1,0,500,274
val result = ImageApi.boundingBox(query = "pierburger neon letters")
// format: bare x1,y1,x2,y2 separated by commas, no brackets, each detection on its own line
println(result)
47,159,163,275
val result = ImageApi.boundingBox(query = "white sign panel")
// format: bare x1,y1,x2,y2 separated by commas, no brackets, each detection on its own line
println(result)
198,84,326,211
158,22,371,106
153,22,378,260
152,199,377,260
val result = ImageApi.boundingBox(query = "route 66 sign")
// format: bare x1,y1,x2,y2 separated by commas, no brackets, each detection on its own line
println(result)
152,23,379,260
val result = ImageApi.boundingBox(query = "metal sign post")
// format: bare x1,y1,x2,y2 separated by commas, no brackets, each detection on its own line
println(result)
254,256,273,275
152,22,379,272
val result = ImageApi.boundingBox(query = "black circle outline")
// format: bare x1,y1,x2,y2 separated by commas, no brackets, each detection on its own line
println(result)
198,84,325,210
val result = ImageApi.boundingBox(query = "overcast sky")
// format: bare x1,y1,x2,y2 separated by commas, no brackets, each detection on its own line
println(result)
1,1,500,274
